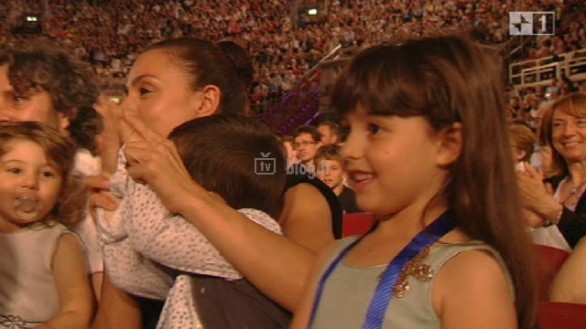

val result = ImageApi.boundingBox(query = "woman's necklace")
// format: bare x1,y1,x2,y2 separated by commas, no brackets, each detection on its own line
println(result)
561,176,586,206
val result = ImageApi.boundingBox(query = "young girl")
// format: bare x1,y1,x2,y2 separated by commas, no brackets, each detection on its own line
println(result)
0,121,93,329
290,35,538,329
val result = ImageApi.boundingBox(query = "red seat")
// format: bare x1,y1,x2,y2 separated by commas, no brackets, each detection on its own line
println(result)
539,301,586,329
534,244,571,298
342,213,376,237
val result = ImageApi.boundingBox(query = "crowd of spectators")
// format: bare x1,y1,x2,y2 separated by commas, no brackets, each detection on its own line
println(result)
0,0,584,111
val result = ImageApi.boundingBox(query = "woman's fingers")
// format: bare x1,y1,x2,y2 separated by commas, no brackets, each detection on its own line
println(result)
523,162,543,180
521,208,545,228
90,192,120,211
84,174,119,211
123,140,199,213
95,96,123,125
84,174,111,191
122,104,165,143
517,173,556,215
123,141,187,181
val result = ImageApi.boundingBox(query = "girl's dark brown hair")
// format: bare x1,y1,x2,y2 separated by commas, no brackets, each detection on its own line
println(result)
169,115,286,218
332,35,538,329
0,121,86,227
541,92,586,177
4,43,102,154
145,38,248,116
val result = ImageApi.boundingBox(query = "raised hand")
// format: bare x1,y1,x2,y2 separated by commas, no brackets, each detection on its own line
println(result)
120,106,207,213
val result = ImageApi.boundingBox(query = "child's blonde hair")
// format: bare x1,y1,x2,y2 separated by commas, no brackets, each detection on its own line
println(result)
509,123,537,163
314,144,343,169
0,121,86,227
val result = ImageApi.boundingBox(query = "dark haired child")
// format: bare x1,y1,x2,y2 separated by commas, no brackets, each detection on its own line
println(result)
291,35,538,329
98,115,290,329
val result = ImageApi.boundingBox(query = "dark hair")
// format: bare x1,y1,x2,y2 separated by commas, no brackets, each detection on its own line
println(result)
317,121,342,139
280,135,295,145
145,38,248,116
0,49,9,66
292,125,322,142
332,35,537,329
0,121,86,227
542,92,586,176
3,43,102,153
217,40,254,89
169,115,286,218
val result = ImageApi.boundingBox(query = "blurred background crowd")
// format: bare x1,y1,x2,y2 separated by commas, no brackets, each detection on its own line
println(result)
2,0,585,118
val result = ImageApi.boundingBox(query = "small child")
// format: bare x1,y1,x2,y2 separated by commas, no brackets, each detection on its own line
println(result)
0,122,93,329
97,115,290,329
315,144,361,214
509,122,536,168
291,35,538,329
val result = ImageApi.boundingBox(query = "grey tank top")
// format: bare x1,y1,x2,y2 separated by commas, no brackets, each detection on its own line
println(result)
311,237,513,329
0,223,72,328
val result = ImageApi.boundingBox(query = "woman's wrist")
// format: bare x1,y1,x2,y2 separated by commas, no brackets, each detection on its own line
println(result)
542,203,564,227
170,180,217,217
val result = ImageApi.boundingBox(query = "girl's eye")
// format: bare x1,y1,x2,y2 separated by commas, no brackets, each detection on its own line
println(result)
367,123,382,135
7,167,21,174
41,170,57,178
138,87,152,96
577,119,586,126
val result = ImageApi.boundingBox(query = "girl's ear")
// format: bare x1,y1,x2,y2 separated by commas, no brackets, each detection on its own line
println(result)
435,122,463,168
193,85,221,118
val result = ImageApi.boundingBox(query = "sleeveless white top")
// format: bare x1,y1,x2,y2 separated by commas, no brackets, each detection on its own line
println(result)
0,223,72,328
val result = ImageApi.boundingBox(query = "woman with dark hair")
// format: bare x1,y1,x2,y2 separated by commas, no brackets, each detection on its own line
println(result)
94,38,336,329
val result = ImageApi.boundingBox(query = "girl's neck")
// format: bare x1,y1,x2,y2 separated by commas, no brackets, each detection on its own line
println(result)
0,219,46,234
374,201,450,240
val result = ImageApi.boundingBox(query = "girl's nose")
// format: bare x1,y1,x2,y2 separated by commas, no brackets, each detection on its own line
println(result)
21,173,39,190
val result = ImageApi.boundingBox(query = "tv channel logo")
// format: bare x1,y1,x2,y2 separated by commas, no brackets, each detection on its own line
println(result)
255,152,276,175
509,11,555,36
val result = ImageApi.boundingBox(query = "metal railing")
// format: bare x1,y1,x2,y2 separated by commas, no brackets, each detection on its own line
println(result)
509,49,586,89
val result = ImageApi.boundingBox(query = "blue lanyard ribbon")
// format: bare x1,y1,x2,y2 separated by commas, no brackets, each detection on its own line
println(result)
309,211,456,329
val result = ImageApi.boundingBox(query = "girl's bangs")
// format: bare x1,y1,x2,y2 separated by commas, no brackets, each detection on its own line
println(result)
331,43,451,122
